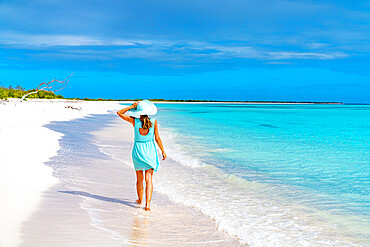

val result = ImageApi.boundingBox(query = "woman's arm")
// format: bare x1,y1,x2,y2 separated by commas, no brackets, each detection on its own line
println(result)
154,120,166,160
117,102,138,126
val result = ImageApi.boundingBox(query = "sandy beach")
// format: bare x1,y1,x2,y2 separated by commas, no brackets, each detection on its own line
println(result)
0,99,241,246
0,99,124,246
1,99,368,247
1,0,369,245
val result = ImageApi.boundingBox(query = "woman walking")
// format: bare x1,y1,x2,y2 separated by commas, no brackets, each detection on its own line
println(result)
117,100,166,211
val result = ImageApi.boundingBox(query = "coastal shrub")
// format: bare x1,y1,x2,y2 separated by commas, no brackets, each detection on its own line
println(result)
0,85,64,100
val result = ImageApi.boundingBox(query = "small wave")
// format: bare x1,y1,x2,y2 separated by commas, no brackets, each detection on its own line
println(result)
80,200,130,244
155,161,363,246
94,123,366,246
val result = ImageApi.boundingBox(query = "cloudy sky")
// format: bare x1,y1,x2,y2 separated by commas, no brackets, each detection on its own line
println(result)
0,0,369,102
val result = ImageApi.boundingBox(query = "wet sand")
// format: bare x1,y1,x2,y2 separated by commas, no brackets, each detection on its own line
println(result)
20,113,243,246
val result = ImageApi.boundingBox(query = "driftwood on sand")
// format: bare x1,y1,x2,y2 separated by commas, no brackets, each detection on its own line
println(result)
65,105,82,111
21,73,73,101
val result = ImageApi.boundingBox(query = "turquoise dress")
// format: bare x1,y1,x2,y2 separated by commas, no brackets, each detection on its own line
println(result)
132,118,160,172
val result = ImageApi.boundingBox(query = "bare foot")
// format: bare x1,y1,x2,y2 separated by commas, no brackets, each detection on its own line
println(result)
145,203,150,211
135,199,143,205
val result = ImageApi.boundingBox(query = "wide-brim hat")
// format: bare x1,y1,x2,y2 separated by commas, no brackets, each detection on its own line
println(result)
127,100,157,118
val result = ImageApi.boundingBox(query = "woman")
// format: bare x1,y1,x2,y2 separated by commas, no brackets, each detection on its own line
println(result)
117,100,166,211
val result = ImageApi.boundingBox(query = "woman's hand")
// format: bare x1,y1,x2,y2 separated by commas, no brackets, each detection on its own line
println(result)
117,102,138,126
162,151,167,161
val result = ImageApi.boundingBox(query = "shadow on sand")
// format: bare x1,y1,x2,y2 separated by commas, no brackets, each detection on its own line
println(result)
59,190,136,208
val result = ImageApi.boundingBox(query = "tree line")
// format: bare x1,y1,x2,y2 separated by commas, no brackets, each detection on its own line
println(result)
0,85,343,104
0,85,64,100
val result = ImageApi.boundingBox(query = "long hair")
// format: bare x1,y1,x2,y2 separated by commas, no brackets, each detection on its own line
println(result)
140,115,152,129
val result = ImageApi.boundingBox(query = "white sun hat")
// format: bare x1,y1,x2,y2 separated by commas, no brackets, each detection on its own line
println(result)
127,100,157,118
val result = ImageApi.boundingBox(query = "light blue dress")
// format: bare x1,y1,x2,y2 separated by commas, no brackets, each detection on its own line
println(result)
132,118,160,172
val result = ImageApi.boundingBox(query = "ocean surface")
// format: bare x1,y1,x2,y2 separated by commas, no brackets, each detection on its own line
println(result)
148,103,369,246
75,103,370,246
47,114,241,246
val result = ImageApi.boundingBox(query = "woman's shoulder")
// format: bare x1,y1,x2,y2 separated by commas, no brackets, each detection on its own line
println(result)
134,117,140,125
150,118,157,128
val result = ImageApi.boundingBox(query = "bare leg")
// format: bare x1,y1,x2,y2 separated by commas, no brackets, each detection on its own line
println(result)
144,169,154,211
135,171,144,205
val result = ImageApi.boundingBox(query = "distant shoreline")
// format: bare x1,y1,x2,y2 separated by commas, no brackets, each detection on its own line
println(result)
66,98,344,104
150,101,343,105
1,98,345,105
0,86,349,104
6,98,370,105
0,86,350,104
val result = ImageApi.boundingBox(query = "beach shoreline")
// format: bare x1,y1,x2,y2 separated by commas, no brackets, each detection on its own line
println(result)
67,100,343,105
1,99,368,246
1,99,242,246
18,109,242,246
0,99,123,247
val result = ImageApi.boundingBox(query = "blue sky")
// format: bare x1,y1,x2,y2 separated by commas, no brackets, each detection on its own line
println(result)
0,0,369,102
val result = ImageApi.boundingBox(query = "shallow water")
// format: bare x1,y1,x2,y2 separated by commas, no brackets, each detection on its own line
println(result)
148,103,369,246
44,103,370,246
45,114,242,246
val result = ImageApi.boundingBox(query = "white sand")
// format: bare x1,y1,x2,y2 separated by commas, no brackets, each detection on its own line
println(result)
0,99,125,247
0,99,242,246
21,112,241,246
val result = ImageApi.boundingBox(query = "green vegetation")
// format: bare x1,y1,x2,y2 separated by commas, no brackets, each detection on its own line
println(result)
70,97,343,104
0,85,64,100
0,85,343,104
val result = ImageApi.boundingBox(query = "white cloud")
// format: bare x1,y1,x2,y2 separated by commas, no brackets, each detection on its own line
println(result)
175,43,348,61
0,33,136,46
267,51,348,60
207,46,262,58
304,42,330,49
0,32,349,62
265,61,293,65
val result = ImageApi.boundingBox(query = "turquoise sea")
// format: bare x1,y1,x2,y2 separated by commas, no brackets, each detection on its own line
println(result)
152,103,369,246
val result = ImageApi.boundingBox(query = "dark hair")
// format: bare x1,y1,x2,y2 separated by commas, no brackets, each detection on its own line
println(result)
140,115,152,129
